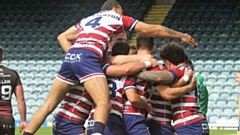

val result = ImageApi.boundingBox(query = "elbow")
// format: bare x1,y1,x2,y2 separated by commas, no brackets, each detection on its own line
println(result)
161,94,174,100
121,68,131,76
128,97,138,104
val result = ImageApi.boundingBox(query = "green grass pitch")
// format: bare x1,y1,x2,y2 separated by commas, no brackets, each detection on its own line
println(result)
15,127,237,135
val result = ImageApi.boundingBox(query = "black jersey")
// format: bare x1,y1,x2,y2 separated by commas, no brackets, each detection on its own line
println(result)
0,64,22,116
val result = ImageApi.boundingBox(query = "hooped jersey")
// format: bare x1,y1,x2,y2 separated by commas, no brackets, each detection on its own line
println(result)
0,65,22,116
147,65,185,124
91,63,136,117
171,66,205,129
57,85,93,124
123,66,161,117
73,10,138,58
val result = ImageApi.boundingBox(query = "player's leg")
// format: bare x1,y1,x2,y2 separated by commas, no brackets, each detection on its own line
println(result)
23,79,71,134
83,77,111,134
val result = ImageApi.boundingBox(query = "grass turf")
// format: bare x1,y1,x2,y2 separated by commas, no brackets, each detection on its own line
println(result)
15,127,237,135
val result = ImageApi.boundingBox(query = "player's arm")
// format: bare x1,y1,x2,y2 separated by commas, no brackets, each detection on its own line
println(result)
155,75,197,100
125,88,152,112
57,26,78,52
135,70,174,84
104,59,157,76
15,84,26,133
134,21,197,47
171,69,193,87
105,54,153,65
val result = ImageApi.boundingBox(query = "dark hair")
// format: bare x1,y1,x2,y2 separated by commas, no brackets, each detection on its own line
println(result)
130,46,136,50
101,0,120,11
159,42,185,65
186,59,194,71
112,42,130,56
136,34,154,50
0,46,3,57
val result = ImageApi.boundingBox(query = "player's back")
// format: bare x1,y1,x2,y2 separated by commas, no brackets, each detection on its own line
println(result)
0,65,21,116
73,10,137,57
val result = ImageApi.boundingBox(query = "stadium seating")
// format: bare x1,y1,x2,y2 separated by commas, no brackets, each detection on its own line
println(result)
2,0,239,126
2,0,153,122
157,0,240,125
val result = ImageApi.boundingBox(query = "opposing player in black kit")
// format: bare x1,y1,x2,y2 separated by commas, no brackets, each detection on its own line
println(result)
0,46,26,135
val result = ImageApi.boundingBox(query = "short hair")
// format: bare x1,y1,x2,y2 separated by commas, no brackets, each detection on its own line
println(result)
186,59,194,71
101,0,120,11
136,34,154,50
159,42,185,65
112,42,130,56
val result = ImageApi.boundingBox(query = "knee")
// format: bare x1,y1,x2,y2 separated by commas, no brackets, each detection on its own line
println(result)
96,99,112,111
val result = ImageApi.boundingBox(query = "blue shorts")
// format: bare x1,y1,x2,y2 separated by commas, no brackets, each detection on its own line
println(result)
57,49,105,84
52,114,86,135
175,120,209,135
122,114,150,135
87,113,123,135
148,121,174,135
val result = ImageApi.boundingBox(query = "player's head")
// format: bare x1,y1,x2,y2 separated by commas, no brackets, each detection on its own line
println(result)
110,32,127,46
129,46,137,55
159,42,185,69
136,34,155,53
112,42,130,56
101,0,122,14
186,59,194,71
236,71,240,85
0,46,4,62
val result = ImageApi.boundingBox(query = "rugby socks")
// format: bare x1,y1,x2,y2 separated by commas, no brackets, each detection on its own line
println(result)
92,122,105,135
22,132,33,135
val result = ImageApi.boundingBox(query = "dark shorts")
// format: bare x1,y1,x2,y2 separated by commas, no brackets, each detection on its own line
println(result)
57,49,105,84
0,115,14,135
52,114,85,135
175,120,209,135
87,113,123,135
148,121,174,135
122,114,150,135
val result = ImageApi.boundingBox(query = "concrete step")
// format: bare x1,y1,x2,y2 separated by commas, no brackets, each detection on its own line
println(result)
144,17,165,21
146,14,167,18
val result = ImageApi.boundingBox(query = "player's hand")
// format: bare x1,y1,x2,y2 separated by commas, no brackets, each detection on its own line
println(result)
180,33,198,47
184,68,193,80
188,74,197,91
146,102,153,112
149,58,158,67
20,121,27,134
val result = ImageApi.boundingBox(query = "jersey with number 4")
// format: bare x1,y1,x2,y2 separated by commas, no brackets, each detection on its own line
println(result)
91,63,136,117
73,10,138,58
0,65,22,116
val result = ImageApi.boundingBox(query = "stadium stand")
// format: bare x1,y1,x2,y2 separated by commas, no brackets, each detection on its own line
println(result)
0,0,239,129
155,0,240,128
0,0,153,123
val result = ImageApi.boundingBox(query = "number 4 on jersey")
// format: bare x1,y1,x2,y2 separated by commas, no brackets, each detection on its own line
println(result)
85,17,102,28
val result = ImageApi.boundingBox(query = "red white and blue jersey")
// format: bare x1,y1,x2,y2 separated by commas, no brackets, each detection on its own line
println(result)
123,66,161,117
57,85,93,124
147,65,186,125
91,63,136,117
72,10,138,58
171,66,205,129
